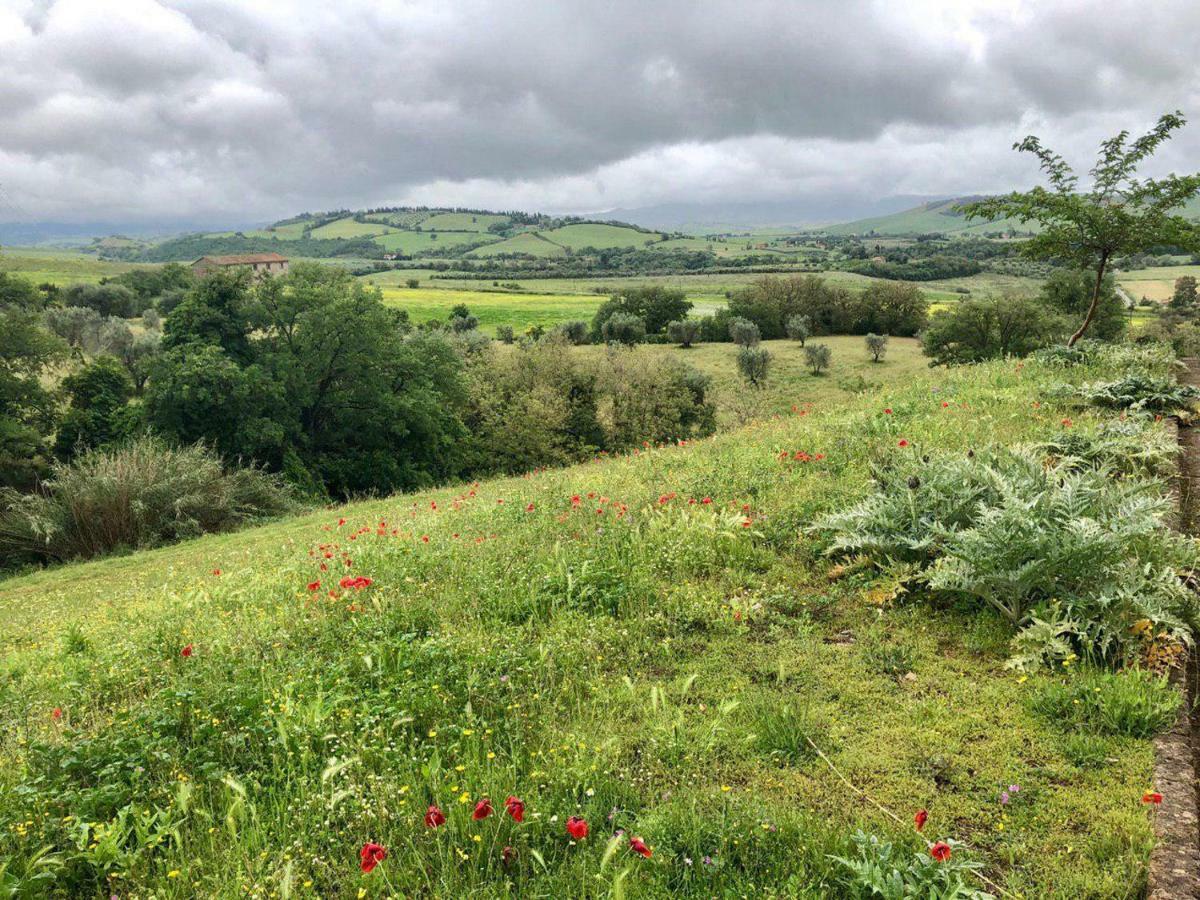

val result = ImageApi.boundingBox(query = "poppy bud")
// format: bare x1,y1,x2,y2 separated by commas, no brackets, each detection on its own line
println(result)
907,476,920,490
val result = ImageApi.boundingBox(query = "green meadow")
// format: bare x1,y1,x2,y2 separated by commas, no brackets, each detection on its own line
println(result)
0,350,1166,897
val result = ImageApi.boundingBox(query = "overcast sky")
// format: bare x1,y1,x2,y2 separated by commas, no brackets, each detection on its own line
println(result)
2,0,1200,226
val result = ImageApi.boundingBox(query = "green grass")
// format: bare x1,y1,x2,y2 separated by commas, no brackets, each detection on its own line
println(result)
468,232,568,258
0,248,146,285
573,337,929,428
375,231,500,254
537,223,663,250
0,353,1163,897
420,212,510,232
308,217,398,240
376,285,603,329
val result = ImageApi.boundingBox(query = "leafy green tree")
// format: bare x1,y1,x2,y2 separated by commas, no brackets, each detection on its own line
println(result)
591,286,691,338
785,314,811,345
737,346,771,387
600,312,646,345
865,333,888,362
62,283,140,318
666,319,702,348
1171,275,1198,309
162,268,257,363
728,317,761,347
922,296,1061,365
0,275,66,489
961,112,1200,345
54,356,137,458
804,343,832,375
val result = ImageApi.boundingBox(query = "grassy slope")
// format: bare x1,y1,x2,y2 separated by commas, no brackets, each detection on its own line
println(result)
538,223,664,250
0,354,1158,898
468,232,568,258
0,249,145,284
420,213,510,232
822,199,1035,237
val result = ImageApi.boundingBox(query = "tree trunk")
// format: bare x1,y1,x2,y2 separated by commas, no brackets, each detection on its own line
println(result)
1066,254,1109,347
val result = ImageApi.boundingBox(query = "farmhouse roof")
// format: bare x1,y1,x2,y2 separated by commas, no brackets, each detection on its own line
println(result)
192,253,289,265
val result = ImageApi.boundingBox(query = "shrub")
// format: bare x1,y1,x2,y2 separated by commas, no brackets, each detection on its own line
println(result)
1073,373,1200,414
595,349,716,449
667,319,702,348
697,309,733,343
818,446,1197,668
865,333,888,362
736,346,771,388
496,324,515,344
1031,669,1180,738
785,314,811,345
591,286,691,338
554,320,589,345
406,278,419,288
449,313,479,333
728,317,761,347
601,312,646,345
0,437,294,566
804,343,832,375
922,295,1061,365
62,283,142,318
142,308,162,330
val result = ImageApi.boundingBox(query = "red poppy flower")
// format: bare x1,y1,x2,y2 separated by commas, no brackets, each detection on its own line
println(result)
884,408,892,415
1143,791,1163,805
629,836,652,858
307,580,320,592
914,809,928,832
526,503,535,512
941,401,950,408
505,796,525,823
566,816,589,840
930,841,951,862
473,798,493,820
211,568,222,576
359,842,387,873
425,804,446,828
181,644,193,658
502,845,516,866
701,497,712,505
51,707,63,721
897,439,909,448
337,518,346,526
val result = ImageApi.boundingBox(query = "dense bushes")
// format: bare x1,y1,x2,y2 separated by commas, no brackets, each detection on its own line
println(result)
727,275,927,339
923,271,1127,365
0,437,293,565
591,285,691,339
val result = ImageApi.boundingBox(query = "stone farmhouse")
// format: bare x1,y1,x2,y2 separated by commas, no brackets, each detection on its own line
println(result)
190,253,290,278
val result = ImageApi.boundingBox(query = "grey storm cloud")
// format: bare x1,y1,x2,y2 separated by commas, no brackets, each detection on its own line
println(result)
2,0,1200,224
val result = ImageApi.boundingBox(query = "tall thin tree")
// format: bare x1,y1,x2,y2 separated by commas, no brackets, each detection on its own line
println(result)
961,112,1200,346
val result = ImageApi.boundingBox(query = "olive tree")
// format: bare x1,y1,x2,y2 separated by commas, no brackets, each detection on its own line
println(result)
804,343,832,375
785,314,811,345
961,112,1200,346
865,333,888,362
667,319,702,348
728,317,761,347
736,346,771,388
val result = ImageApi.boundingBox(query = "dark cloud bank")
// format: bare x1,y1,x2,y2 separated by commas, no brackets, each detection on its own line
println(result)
2,0,1199,230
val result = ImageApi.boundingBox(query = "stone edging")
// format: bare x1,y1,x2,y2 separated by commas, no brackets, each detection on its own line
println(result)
1147,371,1200,899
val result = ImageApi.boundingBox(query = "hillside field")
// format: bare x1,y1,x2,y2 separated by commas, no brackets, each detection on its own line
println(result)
0,351,1167,897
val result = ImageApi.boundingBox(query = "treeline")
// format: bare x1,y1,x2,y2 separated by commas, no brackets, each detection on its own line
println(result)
841,255,983,281
0,265,717,565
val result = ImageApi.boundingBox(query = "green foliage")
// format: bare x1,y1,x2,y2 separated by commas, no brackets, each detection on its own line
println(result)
1170,275,1198,309
495,324,515,343
729,275,927,339
786,314,811,344
830,832,991,899
804,343,832,375
600,311,647,345
62,283,141,318
54,356,137,459
667,318,702,348
961,111,1200,345
1032,418,1176,478
554,320,590,345
728,317,761,347
0,282,66,490
819,446,1197,668
1031,669,1180,738
1039,269,1126,342
1071,373,1200,414
591,285,691,338
736,346,771,388
0,437,293,566
922,295,1061,365
865,333,888,362
595,348,717,449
